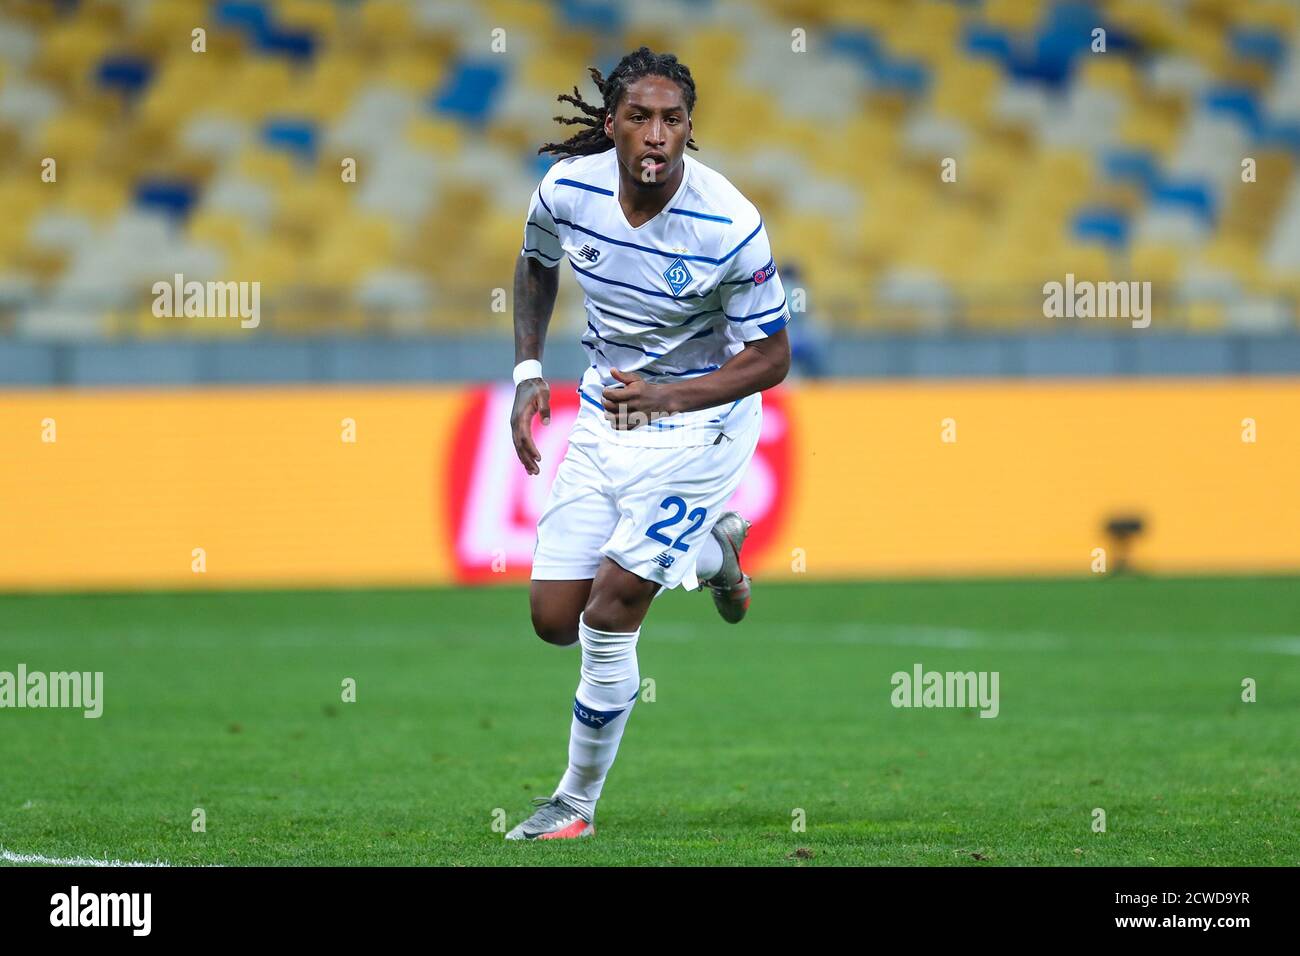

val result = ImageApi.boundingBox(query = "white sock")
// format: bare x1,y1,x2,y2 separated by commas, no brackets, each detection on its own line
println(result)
553,613,640,822
695,533,723,581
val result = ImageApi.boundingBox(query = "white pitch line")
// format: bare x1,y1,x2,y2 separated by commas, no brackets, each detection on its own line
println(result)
1249,636,1300,655
0,847,171,868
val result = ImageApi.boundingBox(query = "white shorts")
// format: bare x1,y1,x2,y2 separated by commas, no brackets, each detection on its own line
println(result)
531,395,762,590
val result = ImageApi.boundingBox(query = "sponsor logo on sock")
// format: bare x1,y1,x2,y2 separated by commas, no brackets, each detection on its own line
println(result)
889,663,999,718
572,697,626,729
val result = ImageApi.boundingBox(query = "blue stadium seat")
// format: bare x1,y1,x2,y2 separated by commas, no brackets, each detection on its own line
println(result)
433,60,506,126
1204,86,1265,137
1073,207,1130,249
963,23,1013,66
1150,179,1216,226
213,1,270,39
96,54,153,99
262,119,318,163
1231,28,1286,71
557,0,624,35
1102,149,1160,192
134,179,198,220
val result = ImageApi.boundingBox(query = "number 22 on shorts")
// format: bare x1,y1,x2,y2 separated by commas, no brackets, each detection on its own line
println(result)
645,496,707,552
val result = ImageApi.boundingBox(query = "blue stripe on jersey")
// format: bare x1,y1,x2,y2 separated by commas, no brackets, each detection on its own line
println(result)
526,219,560,240
668,207,733,224
586,321,663,358
758,312,790,336
540,187,764,266
556,178,614,197
647,364,721,376
591,303,721,330
678,307,723,325
579,385,679,428
591,303,665,328
579,385,682,428
720,258,774,285
725,297,787,322
522,245,561,263
687,325,713,340
571,261,709,299
718,220,764,264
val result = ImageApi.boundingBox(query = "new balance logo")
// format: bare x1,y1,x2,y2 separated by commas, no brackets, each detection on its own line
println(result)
653,551,676,569
578,244,600,262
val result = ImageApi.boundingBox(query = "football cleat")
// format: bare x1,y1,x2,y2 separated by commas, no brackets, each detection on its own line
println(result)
504,796,594,841
701,511,752,624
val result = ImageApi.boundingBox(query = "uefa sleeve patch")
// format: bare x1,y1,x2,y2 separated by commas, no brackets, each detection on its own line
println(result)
752,261,776,285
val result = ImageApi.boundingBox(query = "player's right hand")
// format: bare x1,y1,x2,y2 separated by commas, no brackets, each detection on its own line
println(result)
510,377,551,476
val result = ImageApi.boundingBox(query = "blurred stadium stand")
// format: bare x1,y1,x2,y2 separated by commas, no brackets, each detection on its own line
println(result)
2,0,1300,382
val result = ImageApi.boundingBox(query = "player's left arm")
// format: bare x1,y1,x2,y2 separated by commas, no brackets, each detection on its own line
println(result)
605,330,790,420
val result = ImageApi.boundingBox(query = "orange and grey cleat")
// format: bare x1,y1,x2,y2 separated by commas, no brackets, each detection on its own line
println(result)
701,511,752,624
505,796,594,841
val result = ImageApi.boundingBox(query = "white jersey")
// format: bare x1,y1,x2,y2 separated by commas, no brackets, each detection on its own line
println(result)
521,146,789,447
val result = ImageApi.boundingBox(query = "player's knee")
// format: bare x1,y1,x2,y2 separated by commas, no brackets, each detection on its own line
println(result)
531,609,579,646
581,592,643,633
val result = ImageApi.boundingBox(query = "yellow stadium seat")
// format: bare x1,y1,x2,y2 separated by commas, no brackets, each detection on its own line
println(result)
357,0,415,46
304,215,396,288
1129,242,1185,287
982,0,1043,31
1184,299,1225,331
1198,236,1263,286
1231,0,1299,32
235,145,300,190
405,115,465,156
278,0,342,38
36,109,106,160
483,0,555,32
381,51,448,93
211,59,295,120
34,21,115,87
57,175,128,222
273,177,350,237
1078,56,1140,100
188,210,252,256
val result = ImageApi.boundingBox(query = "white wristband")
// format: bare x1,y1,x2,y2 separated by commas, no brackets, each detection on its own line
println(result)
512,359,543,385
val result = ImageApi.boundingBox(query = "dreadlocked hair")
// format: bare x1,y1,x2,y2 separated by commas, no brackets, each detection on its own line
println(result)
537,46,699,158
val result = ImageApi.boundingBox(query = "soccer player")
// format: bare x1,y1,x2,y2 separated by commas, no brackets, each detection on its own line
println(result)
505,47,791,840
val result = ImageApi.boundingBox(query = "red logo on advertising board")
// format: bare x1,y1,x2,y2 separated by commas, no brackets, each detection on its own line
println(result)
446,384,793,584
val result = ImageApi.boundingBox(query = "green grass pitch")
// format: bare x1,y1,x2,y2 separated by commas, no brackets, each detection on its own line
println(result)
1,577,1296,866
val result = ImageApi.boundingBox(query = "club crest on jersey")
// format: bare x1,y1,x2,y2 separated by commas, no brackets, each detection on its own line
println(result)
578,244,600,262
752,261,776,284
663,257,692,297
